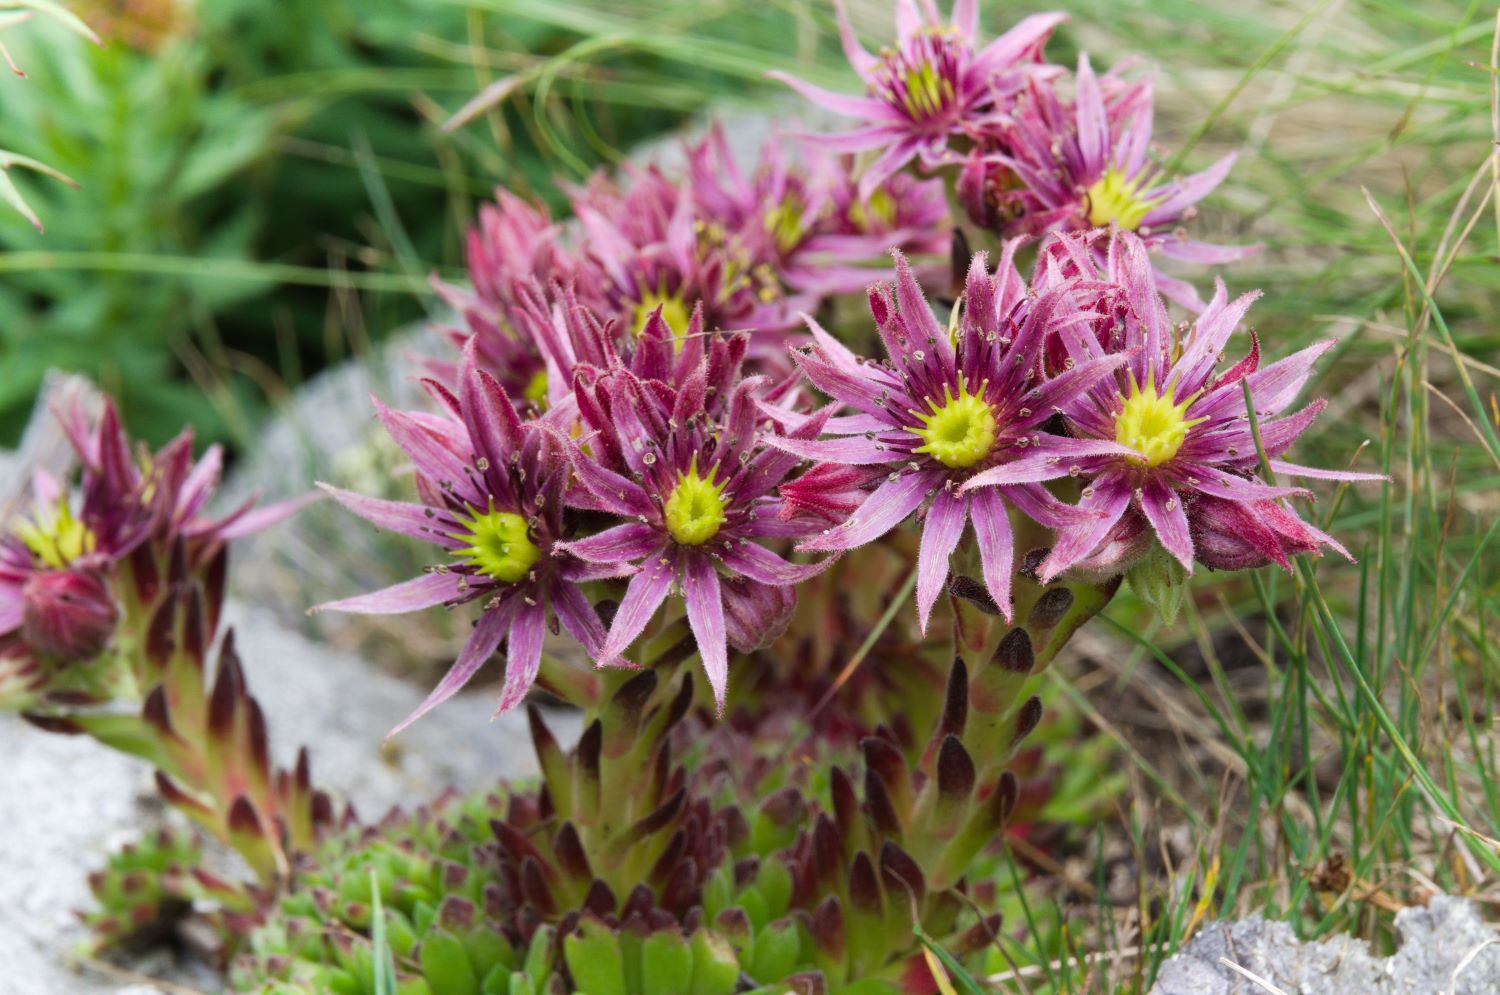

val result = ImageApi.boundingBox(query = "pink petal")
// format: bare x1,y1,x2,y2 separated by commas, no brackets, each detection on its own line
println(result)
961,437,1136,491
719,542,829,585
494,601,546,715
916,489,968,634
763,433,903,465
1040,472,1133,582
833,0,878,75
1139,477,1193,572
681,553,729,714
1140,152,1238,225
551,579,609,659
317,484,453,544
599,549,675,663
969,486,1015,620
1175,286,1262,392
313,571,466,616
1268,459,1386,483
1075,54,1107,177
766,70,894,120
1187,465,1311,502
217,492,320,541
389,599,514,736
561,522,661,563
798,469,933,552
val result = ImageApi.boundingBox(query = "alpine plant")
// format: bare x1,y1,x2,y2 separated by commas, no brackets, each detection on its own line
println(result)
769,0,1065,198
7,3,1387,993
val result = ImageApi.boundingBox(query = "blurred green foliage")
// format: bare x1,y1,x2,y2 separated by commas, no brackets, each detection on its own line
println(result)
0,0,795,447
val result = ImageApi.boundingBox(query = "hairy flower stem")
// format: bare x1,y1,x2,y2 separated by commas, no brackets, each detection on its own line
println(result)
21,551,331,893
942,504,1120,785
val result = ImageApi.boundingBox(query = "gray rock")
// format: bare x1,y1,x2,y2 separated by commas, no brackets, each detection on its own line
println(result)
1151,895,1500,994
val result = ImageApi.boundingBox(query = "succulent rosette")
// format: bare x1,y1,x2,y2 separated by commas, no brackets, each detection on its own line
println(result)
315,343,623,731
771,0,1066,197
558,333,833,712
974,231,1381,582
773,250,1133,631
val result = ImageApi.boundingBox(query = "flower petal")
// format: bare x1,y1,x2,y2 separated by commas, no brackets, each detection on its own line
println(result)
389,598,514,736
681,553,729,714
560,522,661,564
969,486,1015,619
551,578,609,659
495,601,546,715
1268,459,1386,483
1040,471,1133,582
719,541,829,585
798,469,934,552
599,549,675,663
916,489,968,634
313,571,466,616
961,438,1134,491
1139,477,1193,571
763,433,904,465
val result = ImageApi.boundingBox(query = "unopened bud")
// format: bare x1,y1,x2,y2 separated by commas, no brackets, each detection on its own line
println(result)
21,568,118,661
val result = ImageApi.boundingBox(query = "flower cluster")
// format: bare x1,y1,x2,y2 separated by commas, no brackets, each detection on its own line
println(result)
778,0,1257,309
431,126,949,410
327,222,1374,728
316,6,1377,737
320,308,839,720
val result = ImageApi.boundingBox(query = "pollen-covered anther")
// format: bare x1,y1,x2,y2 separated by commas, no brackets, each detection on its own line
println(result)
14,499,95,569
447,502,542,583
663,456,728,546
1085,167,1162,231
910,378,997,469
1115,375,1207,468
631,286,691,340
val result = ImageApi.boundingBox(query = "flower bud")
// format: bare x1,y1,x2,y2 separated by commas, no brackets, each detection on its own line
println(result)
21,568,118,661
1126,545,1189,624
1191,495,1326,572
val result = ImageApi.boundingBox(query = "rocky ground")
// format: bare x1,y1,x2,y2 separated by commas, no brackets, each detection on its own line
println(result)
1150,895,1500,993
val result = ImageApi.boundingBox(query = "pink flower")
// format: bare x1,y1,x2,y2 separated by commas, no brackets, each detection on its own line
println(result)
558,348,831,712
981,55,1257,309
771,0,1065,198
992,231,1381,581
774,250,1130,629
314,342,624,731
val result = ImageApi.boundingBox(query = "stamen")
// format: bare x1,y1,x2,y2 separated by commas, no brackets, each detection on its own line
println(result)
909,377,997,469
447,500,542,583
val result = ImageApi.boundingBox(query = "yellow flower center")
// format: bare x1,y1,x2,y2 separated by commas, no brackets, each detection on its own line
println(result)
524,369,549,408
1114,374,1206,468
1085,168,1162,231
900,59,955,121
663,456,728,546
764,193,807,255
848,187,897,232
15,499,95,569
910,379,996,469
448,502,541,583
632,287,691,343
